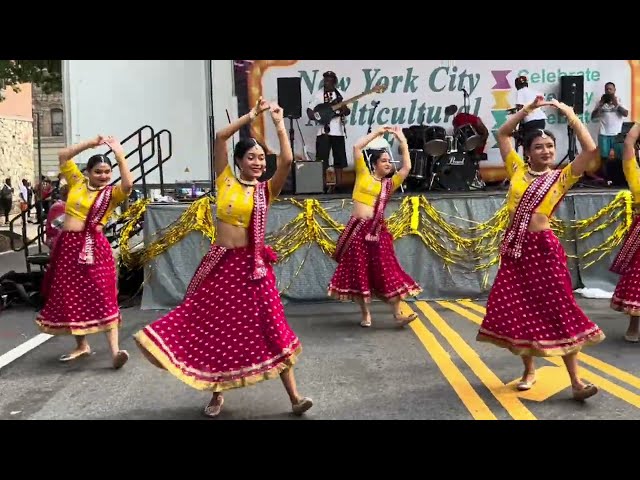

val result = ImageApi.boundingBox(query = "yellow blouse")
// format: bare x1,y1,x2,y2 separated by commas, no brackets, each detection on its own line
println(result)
352,154,403,207
622,155,640,209
61,160,128,225
215,164,274,228
505,149,581,217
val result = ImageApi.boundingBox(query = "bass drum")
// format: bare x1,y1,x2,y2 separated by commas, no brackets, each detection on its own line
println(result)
430,152,477,191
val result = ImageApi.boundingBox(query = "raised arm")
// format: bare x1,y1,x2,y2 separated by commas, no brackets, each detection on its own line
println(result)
353,127,386,156
546,99,598,177
58,136,103,168
496,96,544,160
103,136,133,195
387,127,411,180
623,122,640,163
267,103,293,198
214,97,270,177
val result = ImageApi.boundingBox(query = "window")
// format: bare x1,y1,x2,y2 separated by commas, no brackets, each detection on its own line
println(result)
51,108,63,136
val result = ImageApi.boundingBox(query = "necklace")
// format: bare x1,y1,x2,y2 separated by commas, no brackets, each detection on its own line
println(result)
371,173,383,182
237,177,258,187
527,167,549,177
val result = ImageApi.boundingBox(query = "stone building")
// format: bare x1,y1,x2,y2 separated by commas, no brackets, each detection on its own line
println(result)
0,84,34,215
32,84,66,180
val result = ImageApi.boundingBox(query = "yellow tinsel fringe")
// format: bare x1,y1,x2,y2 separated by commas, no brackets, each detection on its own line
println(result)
115,191,635,275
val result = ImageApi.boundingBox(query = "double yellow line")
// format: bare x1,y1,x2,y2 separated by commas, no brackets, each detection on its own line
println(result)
403,299,640,420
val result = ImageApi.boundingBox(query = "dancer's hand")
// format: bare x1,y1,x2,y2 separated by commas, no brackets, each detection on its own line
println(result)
386,126,407,144
101,136,125,157
542,98,575,117
524,95,546,113
251,97,270,119
269,102,284,125
91,135,107,148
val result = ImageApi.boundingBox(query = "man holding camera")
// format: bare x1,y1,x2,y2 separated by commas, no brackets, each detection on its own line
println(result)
592,82,629,183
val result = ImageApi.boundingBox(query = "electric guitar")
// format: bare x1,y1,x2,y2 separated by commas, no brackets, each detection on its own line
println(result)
308,84,387,125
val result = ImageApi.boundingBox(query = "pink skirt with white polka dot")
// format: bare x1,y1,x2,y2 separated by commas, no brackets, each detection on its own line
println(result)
328,218,422,303
134,246,301,392
36,231,121,336
477,230,605,357
611,250,640,316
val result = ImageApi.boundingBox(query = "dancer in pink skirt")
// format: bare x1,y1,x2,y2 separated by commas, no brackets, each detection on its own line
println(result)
476,96,605,401
328,126,421,328
610,122,640,342
134,98,313,418
36,135,133,369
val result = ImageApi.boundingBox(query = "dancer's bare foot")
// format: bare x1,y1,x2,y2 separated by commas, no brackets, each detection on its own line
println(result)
203,393,224,418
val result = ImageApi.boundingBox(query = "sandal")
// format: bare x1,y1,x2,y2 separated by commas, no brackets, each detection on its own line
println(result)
572,383,598,401
624,333,639,343
113,350,129,369
292,397,313,416
59,349,91,362
360,317,372,328
517,375,537,391
394,313,417,327
203,395,224,418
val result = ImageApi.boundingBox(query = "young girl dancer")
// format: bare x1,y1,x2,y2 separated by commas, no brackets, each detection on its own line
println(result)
328,126,421,327
610,122,640,342
134,99,313,417
476,96,605,401
36,135,133,369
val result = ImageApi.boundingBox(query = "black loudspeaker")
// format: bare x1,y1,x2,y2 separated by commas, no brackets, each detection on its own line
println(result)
560,75,584,114
259,153,277,182
277,77,302,119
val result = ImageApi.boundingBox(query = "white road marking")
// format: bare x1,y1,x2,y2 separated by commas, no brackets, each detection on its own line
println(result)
0,333,52,370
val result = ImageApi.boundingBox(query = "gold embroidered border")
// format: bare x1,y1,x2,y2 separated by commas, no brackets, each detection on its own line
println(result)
476,330,606,358
35,314,121,336
328,285,422,303
611,296,640,317
134,330,302,392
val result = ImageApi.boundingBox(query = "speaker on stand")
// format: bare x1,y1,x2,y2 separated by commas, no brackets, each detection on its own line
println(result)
277,77,304,194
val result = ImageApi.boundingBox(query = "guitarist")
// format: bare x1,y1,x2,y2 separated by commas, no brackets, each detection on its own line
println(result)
307,71,351,193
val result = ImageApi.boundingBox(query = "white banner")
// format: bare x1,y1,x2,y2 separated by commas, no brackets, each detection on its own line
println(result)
244,60,636,182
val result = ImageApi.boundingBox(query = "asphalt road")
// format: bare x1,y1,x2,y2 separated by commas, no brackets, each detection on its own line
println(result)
0,297,638,420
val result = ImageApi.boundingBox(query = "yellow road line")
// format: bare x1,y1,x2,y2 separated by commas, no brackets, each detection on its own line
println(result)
445,300,640,408
413,301,536,420
397,303,497,420
456,299,640,391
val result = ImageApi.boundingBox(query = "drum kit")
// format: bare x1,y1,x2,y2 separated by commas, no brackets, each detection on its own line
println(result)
401,112,486,192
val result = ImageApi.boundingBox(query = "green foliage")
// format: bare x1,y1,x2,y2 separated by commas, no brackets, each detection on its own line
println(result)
0,60,62,101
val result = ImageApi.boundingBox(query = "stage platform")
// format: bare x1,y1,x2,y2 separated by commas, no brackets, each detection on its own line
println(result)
139,186,627,310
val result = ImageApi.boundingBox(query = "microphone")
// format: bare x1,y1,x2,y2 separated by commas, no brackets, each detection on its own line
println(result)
371,100,380,106
462,88,468,96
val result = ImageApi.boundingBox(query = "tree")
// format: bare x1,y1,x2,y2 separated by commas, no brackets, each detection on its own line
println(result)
0,60,62,101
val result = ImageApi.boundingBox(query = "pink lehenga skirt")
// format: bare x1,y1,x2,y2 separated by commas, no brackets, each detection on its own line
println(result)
134,245,302,392
476,230,605,356
328,217,422,303
36,230,121,335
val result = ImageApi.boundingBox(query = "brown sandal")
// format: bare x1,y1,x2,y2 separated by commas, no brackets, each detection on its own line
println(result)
113,350,129,369
292,397,313,416
203,395,224,418
572,383,598,401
